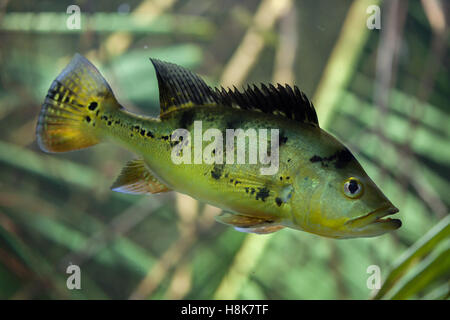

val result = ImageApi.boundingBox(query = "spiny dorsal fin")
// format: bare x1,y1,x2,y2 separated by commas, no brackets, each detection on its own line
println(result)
214,83,319,126
150,58,319,126
150,58,218,116
111,159,170,194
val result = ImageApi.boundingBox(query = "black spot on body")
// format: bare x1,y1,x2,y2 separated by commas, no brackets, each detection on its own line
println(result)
310,155,323,163
107,121,112,126
225,117,245,130
146,131,154,138
275,197,283,207
179,109,195,129
309,148,354,169
211,164,224,180
334,148,354,169
140,129,146,136
88,102,98,111
170,140,180,147
161,135,169,141
279,134,288,146
85,116,91,123
255,187,270,202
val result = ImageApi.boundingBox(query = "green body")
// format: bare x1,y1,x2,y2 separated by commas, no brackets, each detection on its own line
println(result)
99,105,307,222
97,104,397,238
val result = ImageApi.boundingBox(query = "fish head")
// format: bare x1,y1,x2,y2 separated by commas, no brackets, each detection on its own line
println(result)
290,134,401,239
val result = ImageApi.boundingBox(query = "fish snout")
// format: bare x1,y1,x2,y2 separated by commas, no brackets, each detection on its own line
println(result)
345,205,401,232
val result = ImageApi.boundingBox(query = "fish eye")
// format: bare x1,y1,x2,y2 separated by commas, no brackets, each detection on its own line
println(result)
343,178,363,199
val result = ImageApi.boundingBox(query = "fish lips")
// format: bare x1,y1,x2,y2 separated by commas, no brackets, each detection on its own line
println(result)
345,205,401,232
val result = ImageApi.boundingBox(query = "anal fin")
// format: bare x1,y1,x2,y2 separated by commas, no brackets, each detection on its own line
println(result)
215,212,284,234
111,159,170,195
234,225,285,234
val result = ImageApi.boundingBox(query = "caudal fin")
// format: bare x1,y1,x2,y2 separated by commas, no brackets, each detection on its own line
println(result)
36,53,121,153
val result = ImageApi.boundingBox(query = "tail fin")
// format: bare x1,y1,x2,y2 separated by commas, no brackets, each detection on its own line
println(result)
36,53,120,153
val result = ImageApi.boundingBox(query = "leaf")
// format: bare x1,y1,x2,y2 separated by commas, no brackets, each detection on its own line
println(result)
387,240,449,299
373,215,450,299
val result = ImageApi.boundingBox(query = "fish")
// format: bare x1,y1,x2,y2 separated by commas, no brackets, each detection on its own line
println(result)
36,53,401,239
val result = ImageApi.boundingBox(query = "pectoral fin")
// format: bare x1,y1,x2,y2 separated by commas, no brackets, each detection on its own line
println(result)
111,159,170,195
215,212,284,234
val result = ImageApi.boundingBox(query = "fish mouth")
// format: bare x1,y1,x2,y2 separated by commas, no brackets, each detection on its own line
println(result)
346,205,401,231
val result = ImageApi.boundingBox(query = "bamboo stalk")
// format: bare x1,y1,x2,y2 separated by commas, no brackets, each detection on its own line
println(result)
314,0,380,129
219,0,292,87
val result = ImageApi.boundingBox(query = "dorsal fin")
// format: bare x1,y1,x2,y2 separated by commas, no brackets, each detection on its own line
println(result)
150,58,218,116
215,212,284,234
214,84,319,126
150,58,319,126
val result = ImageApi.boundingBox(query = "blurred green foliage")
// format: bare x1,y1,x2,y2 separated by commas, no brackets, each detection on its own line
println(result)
0,0,448,299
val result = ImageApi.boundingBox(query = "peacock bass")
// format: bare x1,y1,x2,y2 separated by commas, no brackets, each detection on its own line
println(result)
36,54,401,239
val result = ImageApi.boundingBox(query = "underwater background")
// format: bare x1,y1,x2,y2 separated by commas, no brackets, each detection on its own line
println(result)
0,0,448,299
